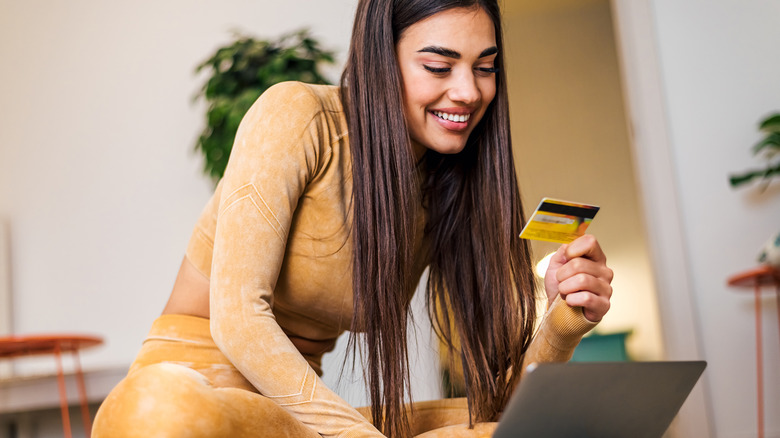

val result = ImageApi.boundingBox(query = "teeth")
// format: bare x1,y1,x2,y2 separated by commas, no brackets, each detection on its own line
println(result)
433,111,470,123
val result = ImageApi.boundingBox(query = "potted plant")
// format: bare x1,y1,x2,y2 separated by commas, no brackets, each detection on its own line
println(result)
730,112,780,267
193,29,335,182
729,112,780,189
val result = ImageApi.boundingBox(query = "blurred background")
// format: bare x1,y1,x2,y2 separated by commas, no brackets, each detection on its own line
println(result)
1,0,779,437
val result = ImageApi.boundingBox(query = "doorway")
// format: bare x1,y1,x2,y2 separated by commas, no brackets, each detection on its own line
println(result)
504,0,664,362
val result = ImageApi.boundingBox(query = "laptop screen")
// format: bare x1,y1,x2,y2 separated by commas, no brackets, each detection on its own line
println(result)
493,361,706,438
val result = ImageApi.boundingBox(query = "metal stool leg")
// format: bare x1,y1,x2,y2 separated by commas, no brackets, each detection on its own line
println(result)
754,282,764,438
72,351,92,437
53,342,73,438
776,286,780,356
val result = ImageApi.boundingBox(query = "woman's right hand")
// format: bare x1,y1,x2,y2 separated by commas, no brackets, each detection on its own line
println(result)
543,234,613,322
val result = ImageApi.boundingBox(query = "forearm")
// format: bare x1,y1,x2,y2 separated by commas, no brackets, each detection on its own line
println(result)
211,307,383,437
210,193,383,438
519,296,598,380
209,82,385,437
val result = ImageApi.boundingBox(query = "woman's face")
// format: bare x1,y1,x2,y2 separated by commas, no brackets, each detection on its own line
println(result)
396,7,498,158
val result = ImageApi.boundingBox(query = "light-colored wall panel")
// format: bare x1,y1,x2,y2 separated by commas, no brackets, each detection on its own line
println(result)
648,0,780,435
615,0,780,436
0,220,12,378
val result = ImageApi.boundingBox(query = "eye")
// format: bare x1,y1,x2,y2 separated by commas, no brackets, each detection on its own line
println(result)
423,65,451,74
475,67,499,76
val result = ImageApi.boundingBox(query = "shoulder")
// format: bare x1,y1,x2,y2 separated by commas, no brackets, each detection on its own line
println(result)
227,82,345,182
235,82,345,153
248,81,343,121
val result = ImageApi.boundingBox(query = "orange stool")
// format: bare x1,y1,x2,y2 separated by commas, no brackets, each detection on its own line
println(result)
727,265,780,438
0,334,103,438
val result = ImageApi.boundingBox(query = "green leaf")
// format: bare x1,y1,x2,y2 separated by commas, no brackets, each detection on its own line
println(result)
730,169,765,187
729,162,780,187
206,101,230,127
193,27,336,180
752,132,780,155
759,113,780,133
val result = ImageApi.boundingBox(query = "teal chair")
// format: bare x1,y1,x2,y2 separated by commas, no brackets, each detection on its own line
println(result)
570,331,632,362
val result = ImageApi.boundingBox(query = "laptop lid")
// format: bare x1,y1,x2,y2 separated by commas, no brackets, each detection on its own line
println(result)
493,361,706,438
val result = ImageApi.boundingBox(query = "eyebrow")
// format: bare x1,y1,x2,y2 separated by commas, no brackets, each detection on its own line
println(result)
417,46,499,59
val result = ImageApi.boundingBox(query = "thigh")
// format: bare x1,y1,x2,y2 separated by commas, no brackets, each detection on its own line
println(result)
93,363,319,438
407,398,470,435
415,423,498,438
406,398,497,438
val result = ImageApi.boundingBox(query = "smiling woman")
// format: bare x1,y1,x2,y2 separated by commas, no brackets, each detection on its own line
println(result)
92,0,613,437
395,7,497,157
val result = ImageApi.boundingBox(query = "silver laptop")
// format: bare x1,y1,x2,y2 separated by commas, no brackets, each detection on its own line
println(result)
493,361,706,438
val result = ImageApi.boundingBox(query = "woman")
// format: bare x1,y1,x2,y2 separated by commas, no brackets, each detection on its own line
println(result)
93,0,613,437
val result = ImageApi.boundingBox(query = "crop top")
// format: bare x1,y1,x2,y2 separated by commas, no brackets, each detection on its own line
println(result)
184,81,598,438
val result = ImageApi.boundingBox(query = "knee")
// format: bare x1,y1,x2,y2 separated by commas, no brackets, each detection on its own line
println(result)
414,422,497,438
93,363,233,438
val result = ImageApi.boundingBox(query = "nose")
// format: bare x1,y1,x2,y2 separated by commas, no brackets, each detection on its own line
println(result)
448,70,481,105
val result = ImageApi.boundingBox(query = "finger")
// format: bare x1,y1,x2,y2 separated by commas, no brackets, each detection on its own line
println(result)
546,244,569,270
564,291,611,322
544,245,568,303
564,234,606,263
556,257,614,284
556,273,613,299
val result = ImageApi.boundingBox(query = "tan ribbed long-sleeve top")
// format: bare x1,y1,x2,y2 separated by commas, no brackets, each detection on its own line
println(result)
184,81,598,438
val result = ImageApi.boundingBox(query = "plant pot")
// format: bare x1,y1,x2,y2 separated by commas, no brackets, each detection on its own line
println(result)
758,230,780,268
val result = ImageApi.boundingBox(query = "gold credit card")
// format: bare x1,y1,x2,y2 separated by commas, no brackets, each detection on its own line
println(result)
519,198,600,244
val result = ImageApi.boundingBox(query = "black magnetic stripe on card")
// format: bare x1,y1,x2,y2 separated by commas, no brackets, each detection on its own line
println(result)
539,202,599,219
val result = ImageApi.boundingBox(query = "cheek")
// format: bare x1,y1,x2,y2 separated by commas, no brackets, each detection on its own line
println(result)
476,81,497,121
482,80,497,107
403,72,439,110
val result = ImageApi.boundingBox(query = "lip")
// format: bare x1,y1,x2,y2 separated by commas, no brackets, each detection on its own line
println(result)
431,107,474,115
429,108,474,132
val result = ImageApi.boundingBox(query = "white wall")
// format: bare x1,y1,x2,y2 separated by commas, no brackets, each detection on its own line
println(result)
616,0,780,436
653,1,780,435
0,0,444,407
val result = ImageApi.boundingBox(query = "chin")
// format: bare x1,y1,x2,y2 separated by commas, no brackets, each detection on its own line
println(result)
436,146,467,155
424,140,469,155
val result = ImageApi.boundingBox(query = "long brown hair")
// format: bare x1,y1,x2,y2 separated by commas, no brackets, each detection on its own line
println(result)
341,1,536,436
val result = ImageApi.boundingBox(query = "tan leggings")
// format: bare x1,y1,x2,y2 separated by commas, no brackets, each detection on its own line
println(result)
92,315,496,437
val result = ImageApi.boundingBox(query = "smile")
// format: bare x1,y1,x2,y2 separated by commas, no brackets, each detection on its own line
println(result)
432,110,471,123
